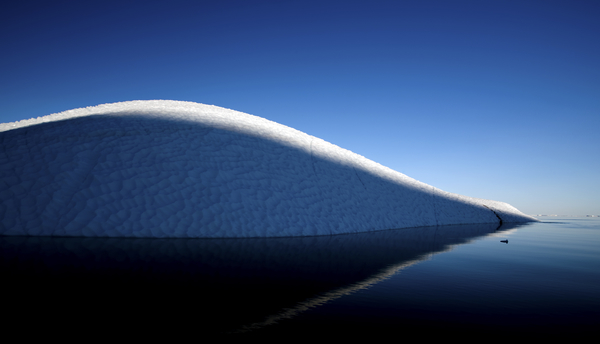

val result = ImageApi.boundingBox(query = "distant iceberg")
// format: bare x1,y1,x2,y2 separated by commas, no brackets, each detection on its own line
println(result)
0,100,535,238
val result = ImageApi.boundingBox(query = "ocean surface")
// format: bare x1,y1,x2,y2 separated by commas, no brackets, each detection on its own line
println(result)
2,217,598,339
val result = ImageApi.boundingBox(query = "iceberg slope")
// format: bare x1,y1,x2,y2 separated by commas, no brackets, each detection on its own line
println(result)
0,100,535,238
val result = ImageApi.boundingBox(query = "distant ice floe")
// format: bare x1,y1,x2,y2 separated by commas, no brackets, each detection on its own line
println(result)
0,100,536,238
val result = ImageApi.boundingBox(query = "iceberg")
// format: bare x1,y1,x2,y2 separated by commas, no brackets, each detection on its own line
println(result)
0,100,535,238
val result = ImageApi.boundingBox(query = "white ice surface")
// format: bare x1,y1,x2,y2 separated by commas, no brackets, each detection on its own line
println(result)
0,100,536,238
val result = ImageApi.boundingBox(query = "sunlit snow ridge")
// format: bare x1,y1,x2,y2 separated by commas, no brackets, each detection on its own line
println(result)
0,100,536,238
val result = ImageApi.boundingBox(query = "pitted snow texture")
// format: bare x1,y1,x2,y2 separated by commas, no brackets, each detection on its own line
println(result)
0,100,536,237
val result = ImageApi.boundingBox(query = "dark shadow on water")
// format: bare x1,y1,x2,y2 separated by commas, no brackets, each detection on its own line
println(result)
4,221,574,339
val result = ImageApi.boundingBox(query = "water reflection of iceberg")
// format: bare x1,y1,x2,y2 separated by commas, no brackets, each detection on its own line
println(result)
1,222,529,335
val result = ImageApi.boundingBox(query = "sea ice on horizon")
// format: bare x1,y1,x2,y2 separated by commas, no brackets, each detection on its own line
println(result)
0,100,536,238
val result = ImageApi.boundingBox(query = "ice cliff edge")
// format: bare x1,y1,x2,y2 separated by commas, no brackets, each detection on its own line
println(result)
0,100,536,237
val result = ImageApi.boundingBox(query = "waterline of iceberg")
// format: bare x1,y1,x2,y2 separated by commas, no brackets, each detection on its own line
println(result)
0,100,535,237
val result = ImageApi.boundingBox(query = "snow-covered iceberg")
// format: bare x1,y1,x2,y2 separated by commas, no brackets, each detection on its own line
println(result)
0,100,535,238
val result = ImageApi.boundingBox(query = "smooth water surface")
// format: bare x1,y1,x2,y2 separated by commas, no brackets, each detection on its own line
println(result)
269,217,600,337
2,217,598,338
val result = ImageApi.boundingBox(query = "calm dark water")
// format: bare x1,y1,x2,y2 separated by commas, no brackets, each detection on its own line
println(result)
2,217,598,339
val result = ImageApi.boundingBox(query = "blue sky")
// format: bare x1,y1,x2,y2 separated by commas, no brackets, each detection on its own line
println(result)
1,0,598,215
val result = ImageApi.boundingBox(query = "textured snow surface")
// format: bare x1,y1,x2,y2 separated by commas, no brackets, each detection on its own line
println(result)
0,100,536,238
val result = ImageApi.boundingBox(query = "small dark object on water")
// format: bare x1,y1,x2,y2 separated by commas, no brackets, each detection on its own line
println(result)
501,240,508,244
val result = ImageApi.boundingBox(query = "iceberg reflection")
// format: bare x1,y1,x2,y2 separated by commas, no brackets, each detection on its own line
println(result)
1,222,527,335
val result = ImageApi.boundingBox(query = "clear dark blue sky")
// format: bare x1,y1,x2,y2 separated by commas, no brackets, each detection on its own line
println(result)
1,0,598,215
